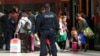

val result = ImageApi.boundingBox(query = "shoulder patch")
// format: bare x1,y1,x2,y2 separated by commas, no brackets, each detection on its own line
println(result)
44,15,54,18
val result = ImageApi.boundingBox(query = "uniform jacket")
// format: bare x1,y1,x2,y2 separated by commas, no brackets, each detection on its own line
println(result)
1,15,16,31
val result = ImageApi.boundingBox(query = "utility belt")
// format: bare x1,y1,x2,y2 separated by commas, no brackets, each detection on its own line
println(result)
42,28,55,31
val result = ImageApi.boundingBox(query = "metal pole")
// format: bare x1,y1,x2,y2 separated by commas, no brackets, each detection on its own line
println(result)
1,0,5,12
70,0,76,27
72,0,75,27
91,0,94,20
19,0,23,10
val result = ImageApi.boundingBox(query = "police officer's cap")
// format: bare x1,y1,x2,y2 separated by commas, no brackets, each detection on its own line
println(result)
44,3,50,8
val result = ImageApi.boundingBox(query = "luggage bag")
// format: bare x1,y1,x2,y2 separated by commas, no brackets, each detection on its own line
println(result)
10,34,21,53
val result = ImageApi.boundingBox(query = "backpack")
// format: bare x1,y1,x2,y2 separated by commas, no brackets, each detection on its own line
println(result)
22,19,31,31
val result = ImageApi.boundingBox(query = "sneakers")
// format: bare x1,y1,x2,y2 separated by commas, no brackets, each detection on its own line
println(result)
46,53,52,56
59,49,69,52
84,49,87,52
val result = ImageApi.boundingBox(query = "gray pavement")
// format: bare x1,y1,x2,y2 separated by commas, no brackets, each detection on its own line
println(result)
0,50,100,56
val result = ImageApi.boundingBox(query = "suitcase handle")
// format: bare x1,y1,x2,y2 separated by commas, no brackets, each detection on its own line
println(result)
14,33,19,38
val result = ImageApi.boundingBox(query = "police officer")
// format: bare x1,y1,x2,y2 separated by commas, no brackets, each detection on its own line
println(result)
34,4,59,56
15,10,32,52
2,11,16,50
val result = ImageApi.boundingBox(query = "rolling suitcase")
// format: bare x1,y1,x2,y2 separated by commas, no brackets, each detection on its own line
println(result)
72,42,77,52
10,34,21,53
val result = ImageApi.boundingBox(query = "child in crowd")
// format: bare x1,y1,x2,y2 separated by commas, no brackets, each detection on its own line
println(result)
70,27,79,52
71,27,87,52
71,27,78,43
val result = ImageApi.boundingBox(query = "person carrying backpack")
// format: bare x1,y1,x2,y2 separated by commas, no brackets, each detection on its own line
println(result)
15,10,32,53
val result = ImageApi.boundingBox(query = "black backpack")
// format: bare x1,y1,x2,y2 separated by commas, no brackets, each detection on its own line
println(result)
22,19,31,31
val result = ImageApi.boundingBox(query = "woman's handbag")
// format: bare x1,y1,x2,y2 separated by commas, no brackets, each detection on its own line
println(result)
83,26,95,37
57,31,67,42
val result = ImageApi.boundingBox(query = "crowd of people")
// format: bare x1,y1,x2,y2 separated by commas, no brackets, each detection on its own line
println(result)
0,3,95,56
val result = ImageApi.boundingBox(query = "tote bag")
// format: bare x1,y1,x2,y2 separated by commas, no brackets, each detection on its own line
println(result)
83,26,95,37
57,31,67,42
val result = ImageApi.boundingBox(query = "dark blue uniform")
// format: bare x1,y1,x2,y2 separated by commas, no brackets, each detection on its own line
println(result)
1,15,16,50
35,11,59,56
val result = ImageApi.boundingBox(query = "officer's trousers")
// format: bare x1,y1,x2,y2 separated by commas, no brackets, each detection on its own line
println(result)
3,30,13,50
40,30,57,56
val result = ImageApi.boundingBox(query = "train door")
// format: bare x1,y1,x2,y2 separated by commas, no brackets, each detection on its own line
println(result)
94,0,100,50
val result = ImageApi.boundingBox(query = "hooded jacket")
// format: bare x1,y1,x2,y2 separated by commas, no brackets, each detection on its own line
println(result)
16,17,32,33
